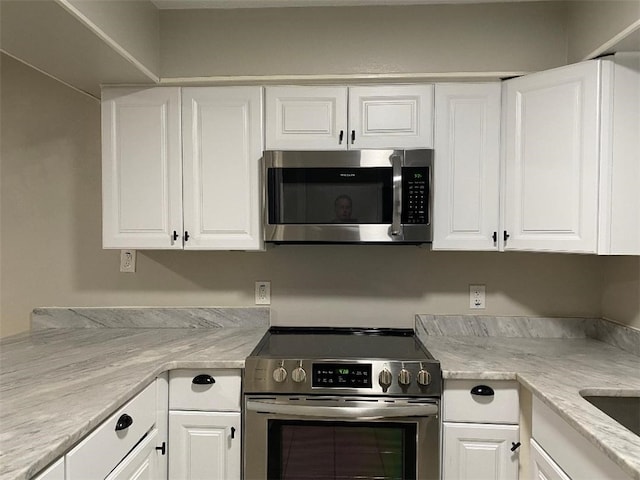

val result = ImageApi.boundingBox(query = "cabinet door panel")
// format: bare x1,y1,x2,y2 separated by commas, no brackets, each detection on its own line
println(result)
433,83,501,250
169,411,240,480
349,85,433,149
530,439,571,480
102,87,183,249
265,86,348,150
182,87,263,250
443,422,519,480
503,61,600,252
105,428,162,480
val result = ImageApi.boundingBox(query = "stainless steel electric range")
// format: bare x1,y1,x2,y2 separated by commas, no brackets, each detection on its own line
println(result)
243,327,442,480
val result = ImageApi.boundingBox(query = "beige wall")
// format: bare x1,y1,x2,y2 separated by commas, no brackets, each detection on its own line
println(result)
61,0,160,75
601,257,640,329
567,0,640,62
159,3,568,78
1,53,638,339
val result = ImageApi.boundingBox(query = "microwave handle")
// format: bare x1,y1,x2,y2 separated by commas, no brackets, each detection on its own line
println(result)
391,154,402,236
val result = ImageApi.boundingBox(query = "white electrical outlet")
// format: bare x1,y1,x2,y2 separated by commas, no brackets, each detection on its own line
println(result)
120,250,136,273
469,284,486,309
255,281,271,305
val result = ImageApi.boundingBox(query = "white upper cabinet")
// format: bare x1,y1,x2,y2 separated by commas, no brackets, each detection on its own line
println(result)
502,61,601,253
102,86,264,251
265,86,348,150
182,87,263,250
102,87,183,249
598,53,640,255
348,85,434,149
265,85,433,150
432,83,501,251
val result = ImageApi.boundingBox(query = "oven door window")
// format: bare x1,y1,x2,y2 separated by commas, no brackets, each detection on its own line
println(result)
267,420,416,480
267,168,393,224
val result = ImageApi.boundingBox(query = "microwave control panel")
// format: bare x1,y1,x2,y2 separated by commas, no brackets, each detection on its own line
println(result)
402,167,429,224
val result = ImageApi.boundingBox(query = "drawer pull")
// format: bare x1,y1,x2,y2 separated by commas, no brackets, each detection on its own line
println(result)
470,385,494,396
156,442,166,455
511,442,521,452
231,427,236,439
115,413,133,431
192,374,216,385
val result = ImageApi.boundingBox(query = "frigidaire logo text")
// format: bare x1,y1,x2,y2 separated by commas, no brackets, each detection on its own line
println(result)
339,173,356,177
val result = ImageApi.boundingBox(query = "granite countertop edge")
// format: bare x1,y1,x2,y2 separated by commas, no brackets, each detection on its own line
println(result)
3,328,640,480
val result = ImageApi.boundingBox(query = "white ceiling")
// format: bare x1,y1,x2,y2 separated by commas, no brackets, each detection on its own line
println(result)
152,0,552,9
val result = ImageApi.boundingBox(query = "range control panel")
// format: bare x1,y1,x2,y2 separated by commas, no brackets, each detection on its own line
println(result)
312,363,372,388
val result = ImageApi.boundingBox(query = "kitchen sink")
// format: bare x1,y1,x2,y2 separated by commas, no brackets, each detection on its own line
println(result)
581,394,640,436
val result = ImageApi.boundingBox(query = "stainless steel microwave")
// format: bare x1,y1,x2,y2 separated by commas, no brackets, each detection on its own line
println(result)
263,149,433,244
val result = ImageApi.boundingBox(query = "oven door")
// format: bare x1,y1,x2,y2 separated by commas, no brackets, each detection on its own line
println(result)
244,395,440,480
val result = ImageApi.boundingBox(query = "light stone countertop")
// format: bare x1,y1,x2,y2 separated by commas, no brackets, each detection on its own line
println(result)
0,327,268,480
418,335,640,480
2,325,639,480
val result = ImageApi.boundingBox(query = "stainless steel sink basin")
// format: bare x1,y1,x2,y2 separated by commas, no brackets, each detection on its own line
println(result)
581,394,640,436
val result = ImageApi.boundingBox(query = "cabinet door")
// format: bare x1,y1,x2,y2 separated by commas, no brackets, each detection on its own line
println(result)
182,87,264,250
442,422,519,480
433,83,501,250
169,411,241,480
530,439,571,480
102,87,183,249
265,86,348,150
502,61,600,253
34,458,64,480
348,85,434,149
105,428,162,480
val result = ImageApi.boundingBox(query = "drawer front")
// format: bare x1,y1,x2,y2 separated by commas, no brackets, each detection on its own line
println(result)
66,381,157,480
443,379,519,424
169,369,241,411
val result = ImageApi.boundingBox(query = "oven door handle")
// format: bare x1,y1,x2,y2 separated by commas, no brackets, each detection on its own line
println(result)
245,400,438,419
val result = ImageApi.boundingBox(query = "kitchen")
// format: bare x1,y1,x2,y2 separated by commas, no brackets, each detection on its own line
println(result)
1,0,639,479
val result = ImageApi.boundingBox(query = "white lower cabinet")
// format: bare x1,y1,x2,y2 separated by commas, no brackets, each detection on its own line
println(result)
33,458,65,480
32,376,168,480
168,411,240,480
442,380,520,480
106,428,163,480
530,438,570,480
168,369,242,480
443,423,519,480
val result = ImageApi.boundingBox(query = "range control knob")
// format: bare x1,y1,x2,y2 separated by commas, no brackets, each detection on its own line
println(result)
272,366,287,383
291,366,307,383
378,368,393,389
417,369,432,387
398,368,412,386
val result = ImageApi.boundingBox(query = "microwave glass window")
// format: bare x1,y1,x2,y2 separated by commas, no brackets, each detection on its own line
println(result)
267,420,416,480
268,168,393,224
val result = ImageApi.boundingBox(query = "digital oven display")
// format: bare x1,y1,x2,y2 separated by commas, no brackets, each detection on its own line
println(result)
312,363,372,388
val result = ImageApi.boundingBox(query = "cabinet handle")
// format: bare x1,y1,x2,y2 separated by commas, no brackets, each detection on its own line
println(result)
231,426,236,439
511,442,521,452
115,413,133,431
155,442,166,455
172,231,179,241
470,385,494,396
192,374,216,385
184,231,190,242
492,231,497,243
351,130,356,144
339,130,344,144
503,231,510,242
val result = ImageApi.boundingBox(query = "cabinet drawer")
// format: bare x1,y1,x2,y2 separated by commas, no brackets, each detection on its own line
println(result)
169,369,241,411
66,381,157,480
443,379,519,424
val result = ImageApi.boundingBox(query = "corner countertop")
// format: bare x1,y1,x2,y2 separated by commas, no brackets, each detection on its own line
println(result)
419,335,640,480
0,327,268,480
2,325,639,480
